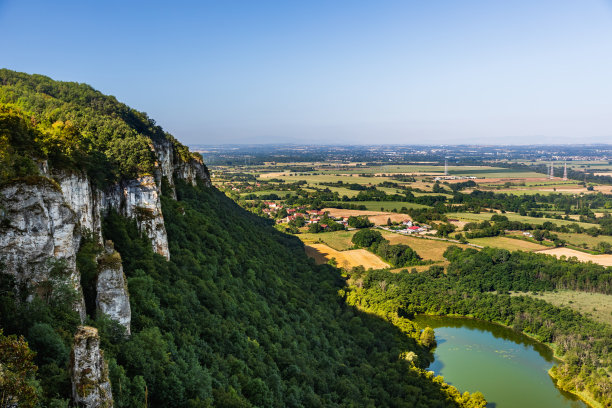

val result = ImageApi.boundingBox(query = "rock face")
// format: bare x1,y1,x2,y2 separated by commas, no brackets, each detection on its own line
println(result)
58,173,103,242
103,176,170,260
0,179,86,321
153,139,212,191
0,138,210,328
96,242,131,334
71,326,113,408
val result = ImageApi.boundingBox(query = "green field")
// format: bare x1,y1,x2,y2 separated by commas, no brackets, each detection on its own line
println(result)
299,230,357,251
259,173,395,185
328,201,430,211
514,290,612,327
447,212,596,228
553,232,612,250
467,236,547,252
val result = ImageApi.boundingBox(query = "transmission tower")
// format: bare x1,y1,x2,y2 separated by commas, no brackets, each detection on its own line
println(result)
549,162,554,180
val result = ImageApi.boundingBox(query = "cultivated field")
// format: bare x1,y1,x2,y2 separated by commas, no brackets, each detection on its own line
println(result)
553,232,612,251
537,248,612,267
513,290,612,327
321,208,413,225
379,231,471,262
447,212,596,228
467,236,547,252
300,230,357,251
304,244,389,269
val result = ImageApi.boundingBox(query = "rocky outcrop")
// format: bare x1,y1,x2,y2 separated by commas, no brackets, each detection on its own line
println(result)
71,326,113,408
153,139,212,191
103,176,170,260
58,173,103,242
176,157,212,187
96,242,131,334
0,178,86,321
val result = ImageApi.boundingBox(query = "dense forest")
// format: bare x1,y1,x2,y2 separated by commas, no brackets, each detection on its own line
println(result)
342,247,612,407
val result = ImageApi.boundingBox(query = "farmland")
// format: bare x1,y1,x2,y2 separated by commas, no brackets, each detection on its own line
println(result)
304,244,389,269
536,248,612,267
467,236,547,252
211,149,612,274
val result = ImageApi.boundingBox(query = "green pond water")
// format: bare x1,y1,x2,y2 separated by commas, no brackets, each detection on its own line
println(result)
414,315,586,408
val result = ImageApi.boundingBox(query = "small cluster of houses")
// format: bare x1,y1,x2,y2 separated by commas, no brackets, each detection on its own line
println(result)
434,176,478,181
261,202,339,225
381,219,429,235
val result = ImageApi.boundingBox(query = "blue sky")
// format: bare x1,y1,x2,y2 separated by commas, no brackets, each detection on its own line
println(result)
1,0,612,145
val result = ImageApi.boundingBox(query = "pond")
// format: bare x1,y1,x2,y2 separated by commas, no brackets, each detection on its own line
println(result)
413,315,586,408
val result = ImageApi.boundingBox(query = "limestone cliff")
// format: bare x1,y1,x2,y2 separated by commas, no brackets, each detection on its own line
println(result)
71,326,113,408
0,178,86,321
103,175,169,259
96,242,131,334
58,173,104,242
0,140,209,329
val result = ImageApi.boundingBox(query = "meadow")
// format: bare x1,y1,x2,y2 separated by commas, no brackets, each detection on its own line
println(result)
467,236,547,252
513,290,612,326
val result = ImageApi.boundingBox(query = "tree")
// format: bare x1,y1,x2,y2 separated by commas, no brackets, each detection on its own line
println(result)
0,330,39,408
597,242,612,254
351,229,384,248
532,230,544,242
436,223,456,237
420,327,436,348
308,223,322,233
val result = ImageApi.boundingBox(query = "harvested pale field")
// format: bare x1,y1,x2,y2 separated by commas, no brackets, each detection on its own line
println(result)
379,232,471,262
512,290,612,327
322,208,412,225
468,236,547,252
258,171,291,178
305,244,390,269
537,248,612,267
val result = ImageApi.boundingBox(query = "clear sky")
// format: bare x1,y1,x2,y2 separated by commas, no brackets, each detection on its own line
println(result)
1,0,612,145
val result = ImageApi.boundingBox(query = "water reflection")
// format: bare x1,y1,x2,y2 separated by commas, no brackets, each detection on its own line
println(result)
413,315,585,408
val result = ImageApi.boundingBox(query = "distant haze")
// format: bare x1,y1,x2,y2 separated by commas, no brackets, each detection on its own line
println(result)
2,0,612,144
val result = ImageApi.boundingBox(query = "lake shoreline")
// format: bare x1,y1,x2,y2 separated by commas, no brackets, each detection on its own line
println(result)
416,313,598,408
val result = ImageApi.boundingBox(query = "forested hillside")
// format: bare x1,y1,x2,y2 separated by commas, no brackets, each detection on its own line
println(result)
0,70,486,407
0,68,196,186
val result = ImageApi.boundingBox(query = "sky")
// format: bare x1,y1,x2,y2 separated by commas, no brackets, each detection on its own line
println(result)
1,0,612,145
